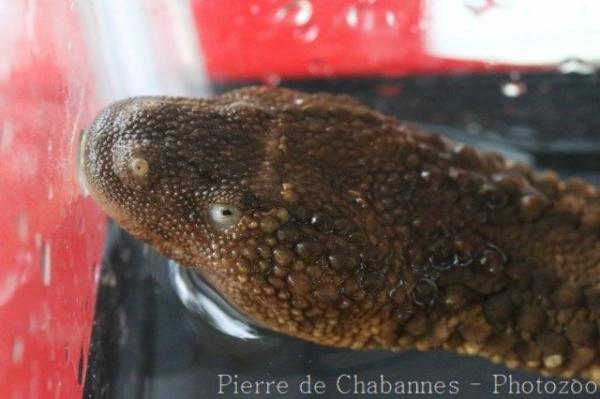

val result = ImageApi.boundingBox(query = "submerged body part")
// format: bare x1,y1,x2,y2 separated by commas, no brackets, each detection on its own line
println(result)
83,86,600,382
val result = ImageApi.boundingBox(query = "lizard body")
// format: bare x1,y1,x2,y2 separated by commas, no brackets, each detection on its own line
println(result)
83,86,600,381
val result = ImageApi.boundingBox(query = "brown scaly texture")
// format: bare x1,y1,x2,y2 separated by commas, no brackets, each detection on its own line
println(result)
83,86,600,382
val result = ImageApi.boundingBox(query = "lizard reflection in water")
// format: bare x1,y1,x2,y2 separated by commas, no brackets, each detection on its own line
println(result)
82,86,600,382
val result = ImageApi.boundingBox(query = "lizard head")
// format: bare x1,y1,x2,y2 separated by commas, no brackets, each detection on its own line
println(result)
82,94,279,267
82,86,447,346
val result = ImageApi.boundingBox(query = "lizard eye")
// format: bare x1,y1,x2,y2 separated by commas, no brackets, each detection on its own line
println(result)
209,204,241,230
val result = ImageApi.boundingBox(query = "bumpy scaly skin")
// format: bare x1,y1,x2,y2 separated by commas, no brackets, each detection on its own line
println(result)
84,86,600,382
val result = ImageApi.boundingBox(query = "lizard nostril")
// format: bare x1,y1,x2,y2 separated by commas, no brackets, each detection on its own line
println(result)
130,157,149,176
111,143,155,189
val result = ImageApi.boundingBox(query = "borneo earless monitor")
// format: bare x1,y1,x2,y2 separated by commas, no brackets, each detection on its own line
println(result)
82,86,600,382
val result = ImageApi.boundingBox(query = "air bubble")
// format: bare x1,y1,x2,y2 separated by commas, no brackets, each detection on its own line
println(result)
275,0,313,26
501,81,527,98
558,58,595,75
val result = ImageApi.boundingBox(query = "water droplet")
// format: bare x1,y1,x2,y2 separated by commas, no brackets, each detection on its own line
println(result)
233,15,246,26
483,60,498,70
249,4,260,16
519,192,547,221
362,10,375,30
411,278,438,306
16,213,28,243
28,306,50,335
34,232,42,249
465,121,483,134
464,0,496,16
307,58,333,76
28,314,39,333
375,83,403,96
345,6,358,27
275,0,313,26
78,216,86,234
294,24,319,42
443,285,470,310
314,281,340,302
430,256,453,271
47,185,54,200
479,243,507,274
1,120,14,152
508,71,521,80
392,302,416,323
12,337,24,364
0,274,18,306
454,254,473,268
78,130,91,198
77,346,84,384
430,254,472,271
92,262,101,283
344,5,377,30
481,184,507,209
40,241,51,286
263,74,281,86
385,10,396,26
501,81,527,98
558,58,595,75
348,189,369,209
